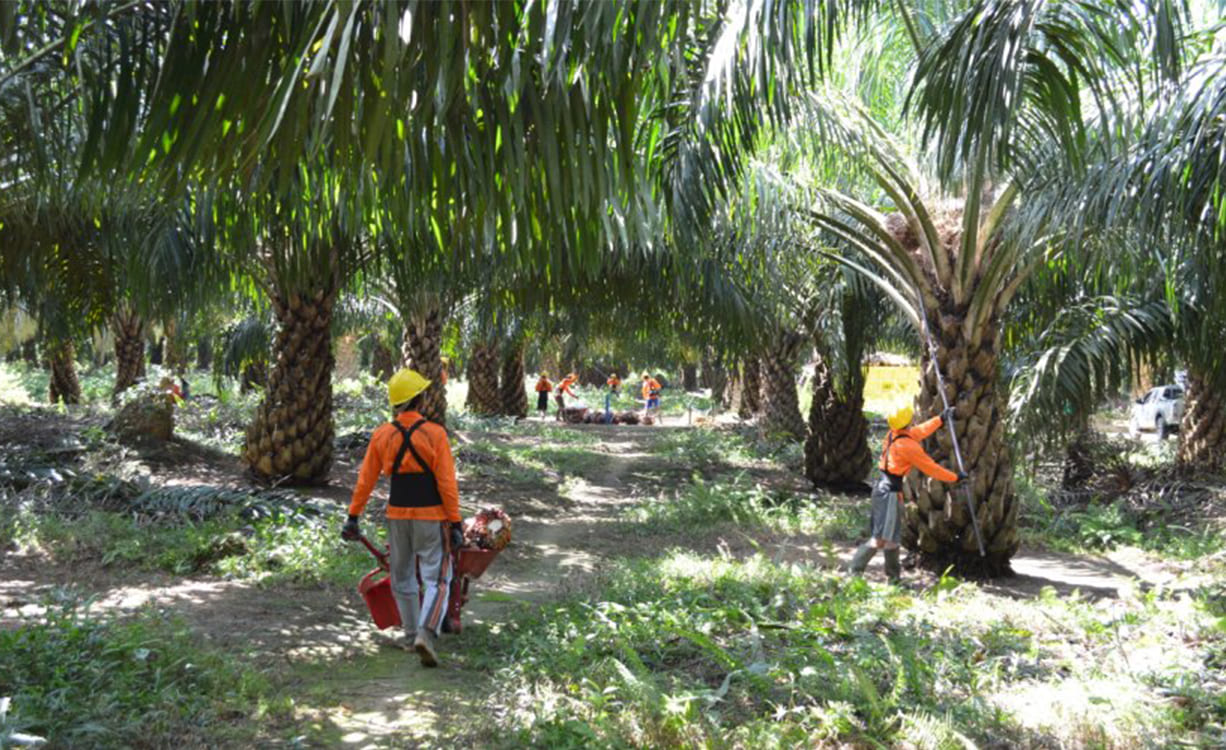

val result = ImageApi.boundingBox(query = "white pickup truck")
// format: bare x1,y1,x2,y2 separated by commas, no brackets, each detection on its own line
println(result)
1130,385,1184,439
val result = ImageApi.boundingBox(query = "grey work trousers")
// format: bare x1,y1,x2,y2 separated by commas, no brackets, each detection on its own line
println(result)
387,518,452,638
869,475,903,546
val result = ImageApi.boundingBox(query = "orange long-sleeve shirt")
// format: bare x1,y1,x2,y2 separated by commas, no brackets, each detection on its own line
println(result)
557,377,577,397
349,411,461,522
641,378,661,399
879,416,958,483
535,377,553,392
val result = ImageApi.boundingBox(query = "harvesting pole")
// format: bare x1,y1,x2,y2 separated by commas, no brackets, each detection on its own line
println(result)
914,290,986,558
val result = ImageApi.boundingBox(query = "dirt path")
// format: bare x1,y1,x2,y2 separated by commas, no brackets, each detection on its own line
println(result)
1,425,665,747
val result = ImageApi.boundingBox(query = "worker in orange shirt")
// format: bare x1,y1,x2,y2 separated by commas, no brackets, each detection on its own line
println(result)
641,373,661,416
534,373,553,417
343,368,463,667
849,404,965,584
606,373,621,394
554,372,578,419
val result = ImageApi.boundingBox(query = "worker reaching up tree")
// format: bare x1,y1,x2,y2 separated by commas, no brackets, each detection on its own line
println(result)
342,368,463,667
849,404,965,584
555,373,578,419
534,373,553,417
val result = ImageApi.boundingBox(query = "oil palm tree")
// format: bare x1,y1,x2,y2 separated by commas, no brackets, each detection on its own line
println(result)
791,0,1187,574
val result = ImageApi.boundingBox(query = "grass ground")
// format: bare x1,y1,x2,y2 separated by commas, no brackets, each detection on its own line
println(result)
1,360,1223,747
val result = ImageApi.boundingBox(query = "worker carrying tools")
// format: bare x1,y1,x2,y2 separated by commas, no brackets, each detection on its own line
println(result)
641,373,661,416
342,368,463,667
606,373,621,394
554,372,578,420
534,373,552,417
849,404,966,584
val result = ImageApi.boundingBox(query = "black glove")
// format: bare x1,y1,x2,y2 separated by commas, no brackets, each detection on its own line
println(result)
341,515,360,541
942,406,956,424
956,471,969,482
449,521,464,549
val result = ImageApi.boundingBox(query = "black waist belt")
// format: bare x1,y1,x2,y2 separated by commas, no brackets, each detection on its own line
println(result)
388,420,443,509
880,470,904,492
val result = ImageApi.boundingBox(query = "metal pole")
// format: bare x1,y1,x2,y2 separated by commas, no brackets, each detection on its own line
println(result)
914,291,986,558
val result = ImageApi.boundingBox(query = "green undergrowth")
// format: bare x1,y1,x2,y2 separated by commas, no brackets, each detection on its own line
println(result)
7,500,372,588
482,551,1225,748
627,473,863,542
648,428,754,467
458,437,609,483
1016,475,1226,561
0,600,283,748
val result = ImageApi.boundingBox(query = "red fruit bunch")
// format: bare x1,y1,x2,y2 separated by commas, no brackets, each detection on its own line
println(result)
462,507,512,551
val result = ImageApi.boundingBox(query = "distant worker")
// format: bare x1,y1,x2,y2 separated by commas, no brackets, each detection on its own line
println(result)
534,373,553,417
606,373,621,394
342,368,463,667
641,373,661,416
555,372,578,419
849,404,965,584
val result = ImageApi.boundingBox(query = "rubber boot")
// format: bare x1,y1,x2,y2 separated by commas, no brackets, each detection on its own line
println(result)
883,547,901,584
849,543,876,575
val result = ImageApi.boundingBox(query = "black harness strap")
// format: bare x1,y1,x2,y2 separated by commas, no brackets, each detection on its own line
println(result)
880,431,912,491
389,419,443,509
392,419,434,477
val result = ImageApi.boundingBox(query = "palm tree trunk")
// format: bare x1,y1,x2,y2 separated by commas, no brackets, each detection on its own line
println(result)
111,307,146,397
163,318,188,375
498,343,529,419
47,340,81,405
243,289,336,483
369,340,395,381
701,353,728,410
465,341,501,416
759,333,807,440
804,355,871,488
402,306,447,425
904,310,1016,576
1178,370,1226,469
737,358,762,419
195,336,212,372
682,364,699,392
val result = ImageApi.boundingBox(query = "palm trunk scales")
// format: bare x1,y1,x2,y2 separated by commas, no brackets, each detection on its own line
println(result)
243,289,336,483
903,310,1017,576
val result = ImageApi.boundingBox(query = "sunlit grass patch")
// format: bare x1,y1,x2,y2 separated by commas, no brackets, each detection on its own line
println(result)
0,600,278,747
626,473,863,541
484,551,1028,747
8,493,370,588
646,427,754,466
483,549,1224,748
0,362,35,405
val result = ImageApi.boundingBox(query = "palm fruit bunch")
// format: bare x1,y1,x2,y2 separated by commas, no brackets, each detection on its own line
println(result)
462,507,513,551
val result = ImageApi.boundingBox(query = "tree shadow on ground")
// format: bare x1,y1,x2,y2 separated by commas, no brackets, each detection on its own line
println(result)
982,548,1155,601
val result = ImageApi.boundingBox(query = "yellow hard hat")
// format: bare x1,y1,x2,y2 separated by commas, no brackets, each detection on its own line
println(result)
887,405,914,430
388,368,431,407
